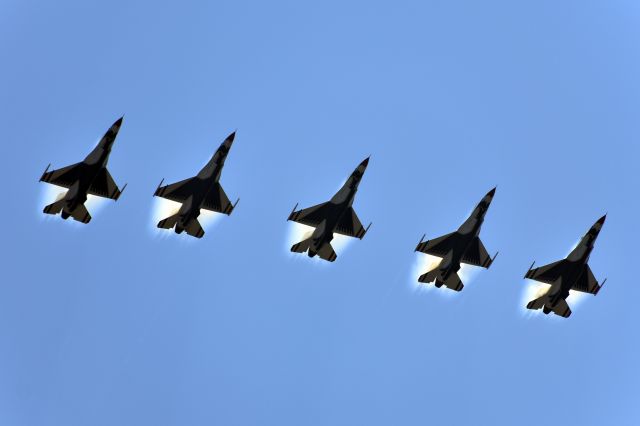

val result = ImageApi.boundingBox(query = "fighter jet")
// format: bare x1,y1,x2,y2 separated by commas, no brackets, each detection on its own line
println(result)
287,157,372,262
39,117,127,223
153,132,239,238
524,215,607,318
414,188,498,291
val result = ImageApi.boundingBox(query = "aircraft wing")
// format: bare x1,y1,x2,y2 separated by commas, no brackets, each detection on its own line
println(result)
288,202,330,227
40,162,83,188
461,237,494,268
524,260,567,284
88,168,122,200
154,177,196,203
334,207,368,239
571,265,601,295
416,232,458,258
202,183,235,215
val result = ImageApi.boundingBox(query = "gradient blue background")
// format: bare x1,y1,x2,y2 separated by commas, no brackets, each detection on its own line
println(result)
1,1,638,425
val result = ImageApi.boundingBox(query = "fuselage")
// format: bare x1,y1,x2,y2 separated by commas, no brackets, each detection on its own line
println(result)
60,118,121,217
438,188,495,279
175,136,232,233
308,158,368,257
545,217,604,307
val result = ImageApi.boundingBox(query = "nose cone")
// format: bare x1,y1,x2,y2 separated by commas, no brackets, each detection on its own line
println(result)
112,116,124,132
590,214,606,235
357,156,370,172
222,131,236,148
480,187,496,205
597,214,607,225
592,214,606,231
354,156,370,176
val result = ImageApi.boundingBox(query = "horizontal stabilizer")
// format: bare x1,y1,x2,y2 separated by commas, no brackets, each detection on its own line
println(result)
44,200,91,223
184,218,205,238
526,295,572,318
317,243,337,262
552,299,572,318
291,237,312,253
69,204,91,224
418,268,464,292
43,199,65,216
418,269,439,284
526,295,546,310
290,239,337,262
158,213,179,230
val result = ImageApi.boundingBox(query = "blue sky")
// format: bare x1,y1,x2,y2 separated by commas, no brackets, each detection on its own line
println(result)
1,1,639,425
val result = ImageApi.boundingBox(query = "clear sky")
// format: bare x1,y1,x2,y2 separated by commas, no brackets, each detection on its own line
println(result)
1,1,639,425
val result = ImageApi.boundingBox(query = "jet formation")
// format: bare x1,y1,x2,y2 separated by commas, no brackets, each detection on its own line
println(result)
38,117,608,318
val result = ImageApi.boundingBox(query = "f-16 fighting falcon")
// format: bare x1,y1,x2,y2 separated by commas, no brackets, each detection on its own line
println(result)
287,157,372,262
153,132,239,238
415,188,498,291
39,117,127,223
524,215,607,318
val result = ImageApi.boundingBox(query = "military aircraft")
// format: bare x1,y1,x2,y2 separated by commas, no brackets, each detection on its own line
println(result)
39,117,127,223
153,131,239,238
524,215,607,318
287,157,372,262
415,188,498,291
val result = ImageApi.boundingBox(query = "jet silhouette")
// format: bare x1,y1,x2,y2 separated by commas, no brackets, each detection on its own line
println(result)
287,157,372,262
524,215,607,318
154,131,239,238
415,188,498,291
39,117,126,223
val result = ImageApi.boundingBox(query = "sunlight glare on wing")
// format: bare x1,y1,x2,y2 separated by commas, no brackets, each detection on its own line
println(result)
150,198,181,239
285,222,352,264
411,252,440,292
521,281,551,318
150,197,224,240
39,184,107,224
